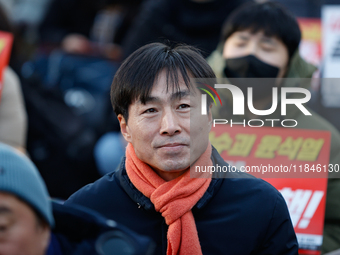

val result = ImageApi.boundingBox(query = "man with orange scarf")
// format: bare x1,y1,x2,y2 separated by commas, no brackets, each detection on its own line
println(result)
65,42,298,255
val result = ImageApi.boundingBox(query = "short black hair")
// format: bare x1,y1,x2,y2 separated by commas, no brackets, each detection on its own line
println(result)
111,42,216,121
221,1,301,59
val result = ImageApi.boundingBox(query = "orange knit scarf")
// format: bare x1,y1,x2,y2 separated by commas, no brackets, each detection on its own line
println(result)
125,143,212,255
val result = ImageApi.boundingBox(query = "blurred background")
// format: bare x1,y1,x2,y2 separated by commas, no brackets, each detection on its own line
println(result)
1,1,340,254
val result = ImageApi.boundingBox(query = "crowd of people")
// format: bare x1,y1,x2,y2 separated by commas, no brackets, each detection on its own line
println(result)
1,0,340,254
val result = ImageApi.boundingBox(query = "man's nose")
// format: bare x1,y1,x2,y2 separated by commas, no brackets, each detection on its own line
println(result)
160,109,181,135
246,41,258,56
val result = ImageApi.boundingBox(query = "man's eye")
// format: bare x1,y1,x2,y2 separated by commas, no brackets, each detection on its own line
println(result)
144,108,156,113
0,225,8,232
235,42,247,48
178,104,190,109
261,42,275,52
262,46,274,52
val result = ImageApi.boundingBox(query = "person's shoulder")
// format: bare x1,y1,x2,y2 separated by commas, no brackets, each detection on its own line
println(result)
211,147,279,198
207,175,292,242
213,176,289,230
214,173,283,213
66,171,118,205
220,173,280,198
211,147,281,199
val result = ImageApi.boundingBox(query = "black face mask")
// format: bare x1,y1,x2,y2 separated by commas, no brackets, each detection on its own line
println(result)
223,55,280,100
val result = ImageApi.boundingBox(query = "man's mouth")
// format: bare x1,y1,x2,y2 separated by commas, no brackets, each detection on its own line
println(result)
156,143,189,153
159,143,188,148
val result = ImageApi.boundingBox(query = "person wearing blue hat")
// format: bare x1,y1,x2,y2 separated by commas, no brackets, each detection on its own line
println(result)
0,142,155,255
0,143,53,255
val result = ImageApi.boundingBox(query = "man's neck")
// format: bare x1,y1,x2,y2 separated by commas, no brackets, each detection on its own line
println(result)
153,168,188,181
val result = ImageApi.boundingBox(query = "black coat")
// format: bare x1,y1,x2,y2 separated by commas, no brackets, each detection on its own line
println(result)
65,146,298,254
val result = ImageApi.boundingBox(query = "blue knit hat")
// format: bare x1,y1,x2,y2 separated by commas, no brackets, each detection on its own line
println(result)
0,143,54,227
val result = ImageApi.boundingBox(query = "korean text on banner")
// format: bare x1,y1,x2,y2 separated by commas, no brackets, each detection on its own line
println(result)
210,126,330,254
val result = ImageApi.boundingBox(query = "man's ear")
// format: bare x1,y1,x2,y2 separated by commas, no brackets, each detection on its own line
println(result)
117,114,132,143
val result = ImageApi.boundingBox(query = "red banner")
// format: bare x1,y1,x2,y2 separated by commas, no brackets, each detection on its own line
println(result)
298,18,322,66
209,126,331,178
210,126,330,254
264,178,327,254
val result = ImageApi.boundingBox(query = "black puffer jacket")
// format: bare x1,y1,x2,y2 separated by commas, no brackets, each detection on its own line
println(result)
65,146,298,255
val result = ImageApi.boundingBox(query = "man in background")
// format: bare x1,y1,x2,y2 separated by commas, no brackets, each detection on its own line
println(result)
207,2,340,253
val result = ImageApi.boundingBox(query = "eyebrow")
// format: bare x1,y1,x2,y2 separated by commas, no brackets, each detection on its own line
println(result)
171,90,190,101
237,34,250,40
142,90,191,104
260,37,277,45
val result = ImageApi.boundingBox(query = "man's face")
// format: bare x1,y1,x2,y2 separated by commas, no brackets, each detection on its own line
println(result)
118,70,212,180
223,30,289,78
0,192,50,255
